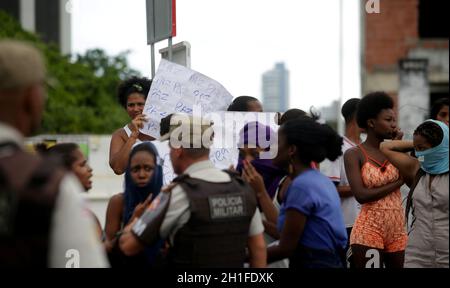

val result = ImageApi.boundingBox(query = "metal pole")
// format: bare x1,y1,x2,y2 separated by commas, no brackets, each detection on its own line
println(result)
337,0,344,135
151,43,155,78
168,37,173,61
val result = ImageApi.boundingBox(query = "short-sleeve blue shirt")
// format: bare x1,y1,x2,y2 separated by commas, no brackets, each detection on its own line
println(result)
277,169,348,251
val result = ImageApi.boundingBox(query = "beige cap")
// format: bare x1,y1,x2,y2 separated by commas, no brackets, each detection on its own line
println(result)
160,114,214,148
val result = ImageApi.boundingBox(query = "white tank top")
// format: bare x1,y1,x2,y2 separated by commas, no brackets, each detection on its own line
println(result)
123,125,143,147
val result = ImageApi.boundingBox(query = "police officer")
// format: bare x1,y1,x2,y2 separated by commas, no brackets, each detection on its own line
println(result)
119,114,266,268
0,40,108,267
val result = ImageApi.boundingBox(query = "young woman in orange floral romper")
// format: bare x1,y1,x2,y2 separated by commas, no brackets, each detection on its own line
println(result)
344,92,407,268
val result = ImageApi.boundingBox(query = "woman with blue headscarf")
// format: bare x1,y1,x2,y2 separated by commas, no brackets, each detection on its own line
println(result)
105,142,163,267
381,120,449,268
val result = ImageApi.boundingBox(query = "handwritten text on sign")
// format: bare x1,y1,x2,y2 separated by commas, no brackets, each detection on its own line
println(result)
149,140,238,185
141,59,233,139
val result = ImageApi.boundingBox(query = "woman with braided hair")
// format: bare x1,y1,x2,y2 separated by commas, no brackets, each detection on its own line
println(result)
381,120,449,268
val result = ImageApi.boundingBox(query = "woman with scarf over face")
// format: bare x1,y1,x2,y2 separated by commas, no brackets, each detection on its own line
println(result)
236,122,290,241
105,142,163,267
381,120,449,268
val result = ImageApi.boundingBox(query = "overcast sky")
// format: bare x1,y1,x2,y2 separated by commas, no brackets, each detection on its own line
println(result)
72,0,361,112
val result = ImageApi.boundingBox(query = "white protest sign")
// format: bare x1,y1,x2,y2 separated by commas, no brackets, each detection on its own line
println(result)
206,111,279,160
141,59,233,139
209,148,239,170
150,141,176,185
151,141,238,184
147,112,279,184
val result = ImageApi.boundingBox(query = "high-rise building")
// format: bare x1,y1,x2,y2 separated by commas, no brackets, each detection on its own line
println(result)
262,62,290,112
319,100,339,124
0,0,72,55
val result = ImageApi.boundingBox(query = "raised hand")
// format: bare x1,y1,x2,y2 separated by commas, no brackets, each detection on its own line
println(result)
228,164,237,173
392,128,404,140
130,114,148,138
242,160,266,197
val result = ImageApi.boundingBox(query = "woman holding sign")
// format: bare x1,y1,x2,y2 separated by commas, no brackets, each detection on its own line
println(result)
109,77,154,175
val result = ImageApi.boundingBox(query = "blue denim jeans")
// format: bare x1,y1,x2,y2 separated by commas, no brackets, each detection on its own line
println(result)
289,245,345,268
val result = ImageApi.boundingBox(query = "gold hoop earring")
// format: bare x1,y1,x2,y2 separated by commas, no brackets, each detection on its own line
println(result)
288,157,294,174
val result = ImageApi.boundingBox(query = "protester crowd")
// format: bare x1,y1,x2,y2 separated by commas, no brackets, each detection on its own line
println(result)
0,40,448,268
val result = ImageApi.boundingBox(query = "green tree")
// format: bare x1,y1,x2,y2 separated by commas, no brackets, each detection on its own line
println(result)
0,11,140,134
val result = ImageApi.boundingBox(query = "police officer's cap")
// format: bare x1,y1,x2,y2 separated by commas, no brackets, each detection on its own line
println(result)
160,114,214,149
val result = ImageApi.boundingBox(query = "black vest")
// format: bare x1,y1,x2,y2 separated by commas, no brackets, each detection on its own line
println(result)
0,142,65,267
168,171,257,268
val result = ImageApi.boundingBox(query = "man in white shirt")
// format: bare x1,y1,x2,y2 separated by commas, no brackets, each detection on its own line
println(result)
322,98,362,268
0,40,108,268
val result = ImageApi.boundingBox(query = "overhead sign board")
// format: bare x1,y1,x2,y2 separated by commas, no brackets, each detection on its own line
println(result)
146,0,176,44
